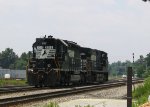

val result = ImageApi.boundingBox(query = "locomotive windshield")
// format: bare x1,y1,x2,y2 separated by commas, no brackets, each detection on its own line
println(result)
34,45,56,59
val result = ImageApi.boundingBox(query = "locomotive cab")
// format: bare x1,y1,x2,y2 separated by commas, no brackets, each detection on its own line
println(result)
27,36,67,87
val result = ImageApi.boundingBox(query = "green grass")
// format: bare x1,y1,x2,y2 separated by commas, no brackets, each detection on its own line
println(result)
132,77,150,107
43,102,59,107
0,79,27,87
43,102,94,107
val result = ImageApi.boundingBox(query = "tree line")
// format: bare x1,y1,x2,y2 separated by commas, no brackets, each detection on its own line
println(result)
0,48,31,70
0,48,150,78
109,53,150,78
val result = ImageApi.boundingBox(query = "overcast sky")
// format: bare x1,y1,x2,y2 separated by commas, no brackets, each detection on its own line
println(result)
0,0,150,63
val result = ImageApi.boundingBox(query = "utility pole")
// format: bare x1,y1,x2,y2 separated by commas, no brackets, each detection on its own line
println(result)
127,67,132,107
133,53,135,91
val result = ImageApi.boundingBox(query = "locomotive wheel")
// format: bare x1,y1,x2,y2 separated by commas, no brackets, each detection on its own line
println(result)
60,72,71,86
102,74,106,82
92,74,96,82
44,85,48,87
51,70,57,87
66,74,71,86
60,74,65,86
97,74,104,83
101,73,108,82
104,73,108,81
80,73,86,84
35,85,38,88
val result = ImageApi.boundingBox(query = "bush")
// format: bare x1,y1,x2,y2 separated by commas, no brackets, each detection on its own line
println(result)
43,102,59,107
133,77,150,106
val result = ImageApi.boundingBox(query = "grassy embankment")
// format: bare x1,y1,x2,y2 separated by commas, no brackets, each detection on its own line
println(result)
132,77,150,107
0,79,27,87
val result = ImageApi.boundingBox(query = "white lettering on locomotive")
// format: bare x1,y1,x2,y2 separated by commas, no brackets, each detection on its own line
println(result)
35,46,56,59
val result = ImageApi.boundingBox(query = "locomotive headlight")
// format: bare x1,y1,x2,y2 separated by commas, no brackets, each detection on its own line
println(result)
28,69,33,72
47,64,51,68
30,69,33,72
33,64,36,68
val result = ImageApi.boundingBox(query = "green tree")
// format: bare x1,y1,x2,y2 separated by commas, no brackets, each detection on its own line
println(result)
145,53,150,66
15,59,27,70
109,60,132,77
0,48,18,69
20,52,28,61
15,52,30,70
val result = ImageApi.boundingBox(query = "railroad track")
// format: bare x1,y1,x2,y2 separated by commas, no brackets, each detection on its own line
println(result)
0,86,35,94
0,79,128,95
0,79,143,107
0,78,143,95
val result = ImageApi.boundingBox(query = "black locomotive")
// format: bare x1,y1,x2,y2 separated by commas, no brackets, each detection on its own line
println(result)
27,36,108,87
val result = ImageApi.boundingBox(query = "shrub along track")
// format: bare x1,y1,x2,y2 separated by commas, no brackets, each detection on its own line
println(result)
0,79,143,107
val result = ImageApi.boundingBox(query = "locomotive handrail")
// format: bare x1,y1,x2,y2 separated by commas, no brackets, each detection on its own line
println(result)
45,68,54,74
54,57,61,79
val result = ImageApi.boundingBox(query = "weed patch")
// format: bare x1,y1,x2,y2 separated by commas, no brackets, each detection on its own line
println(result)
0,79,27,87
133,77,150,106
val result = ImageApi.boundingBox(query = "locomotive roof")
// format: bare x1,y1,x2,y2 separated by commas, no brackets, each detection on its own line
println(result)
81,47,107,54
33,36,107,54
59,39,68,47
33,37,80,47
63,40,80,48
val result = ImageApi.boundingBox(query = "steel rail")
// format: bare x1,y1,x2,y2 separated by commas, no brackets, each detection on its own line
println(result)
0,86,35,94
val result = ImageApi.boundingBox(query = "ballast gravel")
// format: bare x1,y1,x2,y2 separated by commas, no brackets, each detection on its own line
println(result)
10,84,142,107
